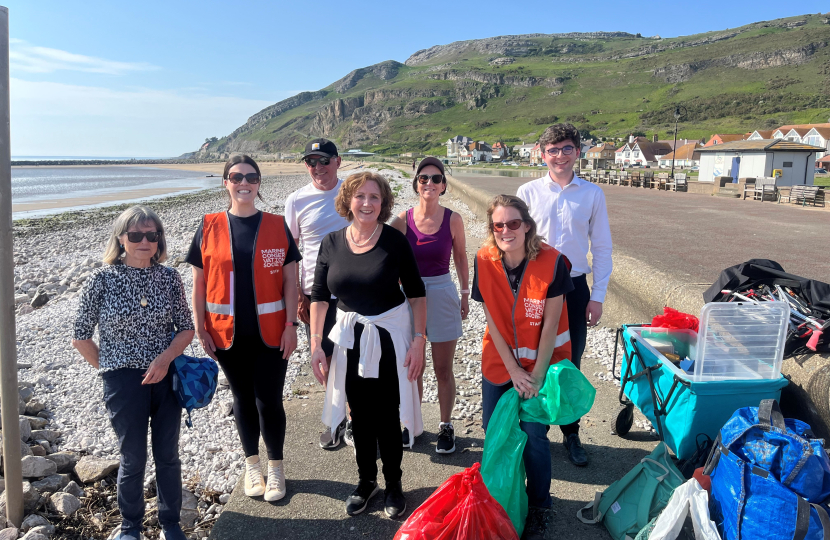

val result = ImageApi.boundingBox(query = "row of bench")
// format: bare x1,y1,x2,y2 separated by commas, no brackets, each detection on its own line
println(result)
741,177,825,207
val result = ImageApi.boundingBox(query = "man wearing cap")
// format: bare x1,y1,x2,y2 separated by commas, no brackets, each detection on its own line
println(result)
285,138,351,449
517,123,613,468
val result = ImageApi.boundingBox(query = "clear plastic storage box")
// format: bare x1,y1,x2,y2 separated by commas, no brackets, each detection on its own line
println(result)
695,302,789,381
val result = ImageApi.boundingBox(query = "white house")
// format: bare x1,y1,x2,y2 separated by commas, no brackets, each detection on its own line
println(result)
514,143,535,159
614,136,673,167
446,135,473,163
696,140,822,186
657,142,702,169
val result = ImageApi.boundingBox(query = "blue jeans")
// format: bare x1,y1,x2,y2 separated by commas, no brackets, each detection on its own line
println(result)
102,367,182,531
482,379,552,509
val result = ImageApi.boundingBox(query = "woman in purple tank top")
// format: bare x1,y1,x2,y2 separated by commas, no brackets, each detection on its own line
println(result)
392,157,469,455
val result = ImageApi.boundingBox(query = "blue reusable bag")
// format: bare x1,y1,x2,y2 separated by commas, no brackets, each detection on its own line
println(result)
171,348,219,428
706,399,830,540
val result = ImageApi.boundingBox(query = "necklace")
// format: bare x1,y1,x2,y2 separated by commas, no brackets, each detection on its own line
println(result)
349,222,380,248
139,268,149,308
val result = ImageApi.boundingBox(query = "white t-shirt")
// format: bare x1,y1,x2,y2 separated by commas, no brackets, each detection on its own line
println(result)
285,179,349,295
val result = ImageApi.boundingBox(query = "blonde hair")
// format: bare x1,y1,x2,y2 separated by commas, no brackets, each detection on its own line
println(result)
335,171,395,223
103,206,167,265
483,194,543,261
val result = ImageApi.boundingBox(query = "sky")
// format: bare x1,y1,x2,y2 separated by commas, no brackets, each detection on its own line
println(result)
6,0,828,157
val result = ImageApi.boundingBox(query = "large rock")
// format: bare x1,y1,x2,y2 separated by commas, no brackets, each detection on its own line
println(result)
21,514,50,533
19,416,31,441
20,532,48,540
24,400,46,416
30,429,60,444
18,396,26,416
30,445,45,457
18,387,34,403
180,488,199,528
44,451,78,473
0,481,40,514
0,529,17,540
47,492,80,516
74,456,119,484
21,456,57,478
30,292,49,309
62,481,83,497
31,473,69,493
22,416,48,430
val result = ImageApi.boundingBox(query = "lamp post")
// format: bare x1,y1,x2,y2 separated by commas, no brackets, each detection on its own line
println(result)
670,105,687,179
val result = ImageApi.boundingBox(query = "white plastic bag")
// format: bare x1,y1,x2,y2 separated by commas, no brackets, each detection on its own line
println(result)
648,479,721,540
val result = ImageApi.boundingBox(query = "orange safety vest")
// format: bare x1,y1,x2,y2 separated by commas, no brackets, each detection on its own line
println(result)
202,211,289,349
476,243,572,385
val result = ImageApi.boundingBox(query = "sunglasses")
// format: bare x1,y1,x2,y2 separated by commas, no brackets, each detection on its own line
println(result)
304,157,331,167
126,231,161,243
226,173,261,184
491,219,523,232
544,145,576,156
417,174,445,184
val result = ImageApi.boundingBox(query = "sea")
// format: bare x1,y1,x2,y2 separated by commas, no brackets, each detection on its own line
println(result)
11,165,221,219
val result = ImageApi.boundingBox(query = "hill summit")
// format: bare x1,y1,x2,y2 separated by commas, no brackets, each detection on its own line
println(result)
199,13,830,157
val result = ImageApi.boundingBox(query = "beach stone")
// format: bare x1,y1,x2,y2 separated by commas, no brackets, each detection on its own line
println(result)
74,456,119,484
62,481,83,497
18,395,26,415
180,488,199,528
44,451,78,473
31,429,60,444
19,416,31,440
21,514,50,533
15,294,29,304
18,387,34,402
0,481,40,514
21,456,57,478
29,526,54,538
21,531,49,540
30,445,46,456
47,492,80,516
31,473,69,493
30,292,49,309
17,305,34,315
25,400,46,416
0,528,17,540
23,416,48,429
218,493,231,504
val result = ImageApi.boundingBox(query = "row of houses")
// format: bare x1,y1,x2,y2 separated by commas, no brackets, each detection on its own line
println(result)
445,136,509,164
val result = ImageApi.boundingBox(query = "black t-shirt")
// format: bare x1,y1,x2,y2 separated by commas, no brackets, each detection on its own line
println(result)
311,225,425,316
186,212,301,337
471,255,574,303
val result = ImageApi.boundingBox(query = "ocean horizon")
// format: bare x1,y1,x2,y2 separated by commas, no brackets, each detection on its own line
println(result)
12,156,173,161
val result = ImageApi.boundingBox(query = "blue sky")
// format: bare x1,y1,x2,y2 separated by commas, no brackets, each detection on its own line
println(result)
7,0,827,157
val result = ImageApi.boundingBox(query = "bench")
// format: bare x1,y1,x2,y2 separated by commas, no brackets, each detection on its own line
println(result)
779,185,826,207
666,173,687,192
743,177,778,201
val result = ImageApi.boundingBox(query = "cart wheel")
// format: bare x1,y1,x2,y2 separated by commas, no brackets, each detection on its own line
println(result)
614,403,634,436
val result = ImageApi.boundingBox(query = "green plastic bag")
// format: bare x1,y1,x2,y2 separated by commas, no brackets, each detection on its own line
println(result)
480,360,597,536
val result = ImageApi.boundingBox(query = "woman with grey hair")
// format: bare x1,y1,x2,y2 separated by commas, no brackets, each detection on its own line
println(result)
72,205,194,540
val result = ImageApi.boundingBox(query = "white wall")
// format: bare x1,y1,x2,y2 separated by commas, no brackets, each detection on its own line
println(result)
771,151,814,186
699,152,738,182
738,154,768,179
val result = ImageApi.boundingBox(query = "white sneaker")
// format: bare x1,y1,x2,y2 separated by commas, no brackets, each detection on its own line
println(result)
264,460,286,502
244,460,265,497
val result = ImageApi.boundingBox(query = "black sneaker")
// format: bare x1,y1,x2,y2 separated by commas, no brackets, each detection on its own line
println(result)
384,481,407,519
320,418,347,450
563,433,589,467
436,423,456,454
345,480,379,516
521,506,550,540
344,420,354,448
401,427,416,448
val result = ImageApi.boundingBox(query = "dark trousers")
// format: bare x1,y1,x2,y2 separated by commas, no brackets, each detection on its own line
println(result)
561,274,590,437
346,323,403,485
482,380,552,509
215,335,288,460
102,367,182,531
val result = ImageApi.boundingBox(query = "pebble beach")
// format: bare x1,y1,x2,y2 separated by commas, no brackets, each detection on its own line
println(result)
9,164,627,538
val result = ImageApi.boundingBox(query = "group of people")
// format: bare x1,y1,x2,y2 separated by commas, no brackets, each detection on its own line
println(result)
71,123,612,540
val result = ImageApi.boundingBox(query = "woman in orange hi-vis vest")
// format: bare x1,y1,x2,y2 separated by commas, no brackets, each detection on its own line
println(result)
187,155,301,503
471,194,574,540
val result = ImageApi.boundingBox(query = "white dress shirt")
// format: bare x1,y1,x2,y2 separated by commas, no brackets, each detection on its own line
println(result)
516,173,613,303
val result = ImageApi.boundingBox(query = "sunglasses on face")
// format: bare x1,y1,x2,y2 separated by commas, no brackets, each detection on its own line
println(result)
491,219,524,232
126,231,161,243
304,157,331,167
417,174,445,184
544,145,576,156
226,173,262,184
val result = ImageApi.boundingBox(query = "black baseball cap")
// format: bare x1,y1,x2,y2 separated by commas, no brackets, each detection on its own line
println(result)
416,156,445,176
302,138,338,159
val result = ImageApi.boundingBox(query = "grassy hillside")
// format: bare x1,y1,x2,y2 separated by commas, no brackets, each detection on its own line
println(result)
201,13,830,157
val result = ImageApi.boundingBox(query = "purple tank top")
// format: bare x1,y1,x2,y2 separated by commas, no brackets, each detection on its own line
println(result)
405,207,453,277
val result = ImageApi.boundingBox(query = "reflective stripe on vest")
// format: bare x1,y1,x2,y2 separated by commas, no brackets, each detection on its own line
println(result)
477,243,572,385
201,211,289,350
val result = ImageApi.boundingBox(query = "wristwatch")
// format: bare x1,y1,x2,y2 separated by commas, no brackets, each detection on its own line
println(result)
285,321,299,327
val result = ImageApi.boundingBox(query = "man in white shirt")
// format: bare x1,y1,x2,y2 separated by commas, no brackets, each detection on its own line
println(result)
517,123,613,467
285,138,350,450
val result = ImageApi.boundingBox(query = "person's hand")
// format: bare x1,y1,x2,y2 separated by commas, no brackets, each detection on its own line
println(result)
509,366,538,399
142,355,171,385
403,337,426,382
297,294,310,325
197,329,218,360
311,346,328,386
460,295,469,320
586,300,603,328
281,326,297,360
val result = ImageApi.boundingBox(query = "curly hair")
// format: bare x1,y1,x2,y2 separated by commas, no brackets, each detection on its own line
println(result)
538,123,581,152
482,194,543,261
335,171,395,223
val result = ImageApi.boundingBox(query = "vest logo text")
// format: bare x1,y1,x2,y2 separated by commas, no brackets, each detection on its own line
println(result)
261,248,286,269
524,298,545,319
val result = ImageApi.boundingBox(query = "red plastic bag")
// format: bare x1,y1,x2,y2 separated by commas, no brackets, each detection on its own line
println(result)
393,463,519,540
650,307,699,332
